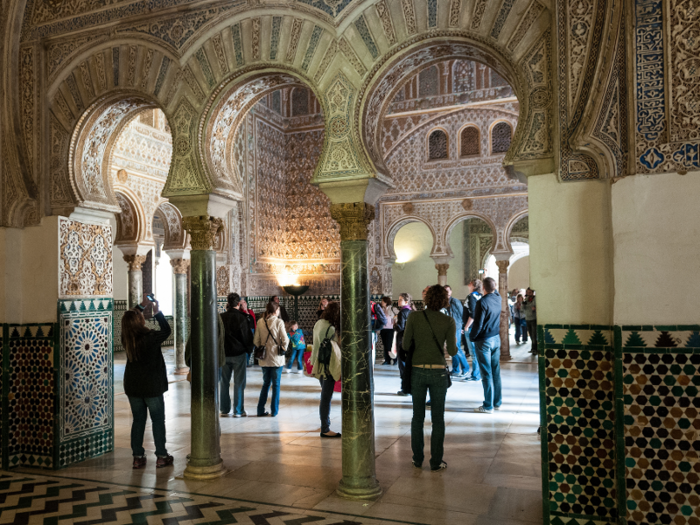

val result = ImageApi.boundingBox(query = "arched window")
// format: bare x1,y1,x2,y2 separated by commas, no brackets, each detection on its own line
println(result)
419,66,439,97
291,88,309,116
460,126,480,157
428,130,448,160
453,61,474,93
491,122,512,153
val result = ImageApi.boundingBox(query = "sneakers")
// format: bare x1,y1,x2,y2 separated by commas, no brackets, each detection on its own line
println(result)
156,455,174,468
284,368,291,374
494,406,501,411
233,411,247,418
411,460,422,469
474,406,493,414
132,456,146,469
294,369,302,374
397,390,409,396
431,461,447,472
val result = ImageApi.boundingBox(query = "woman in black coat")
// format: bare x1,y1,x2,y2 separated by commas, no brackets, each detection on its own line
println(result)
122,296,173,469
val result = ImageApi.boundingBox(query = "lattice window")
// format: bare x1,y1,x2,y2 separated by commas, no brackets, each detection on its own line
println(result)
490,70,508,88
453,60,474,93
419,66,439,97
460,126,480,156
271,90,281,114
292,88,309,116
392,87,405,103
491,122,512,153
428,130,448,160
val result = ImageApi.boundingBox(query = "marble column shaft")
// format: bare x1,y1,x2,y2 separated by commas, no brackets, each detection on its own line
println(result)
496,260,511,361
170,259,190,371
183,216,224,480
331,203,381,500
124,254,147,309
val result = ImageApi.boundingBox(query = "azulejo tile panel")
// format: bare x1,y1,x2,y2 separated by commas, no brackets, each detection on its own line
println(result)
58,299,113,467
58,217,113,298
620,326,700,525
542,325,617,523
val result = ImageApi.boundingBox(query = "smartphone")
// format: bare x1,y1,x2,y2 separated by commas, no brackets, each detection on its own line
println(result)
146,294,156,302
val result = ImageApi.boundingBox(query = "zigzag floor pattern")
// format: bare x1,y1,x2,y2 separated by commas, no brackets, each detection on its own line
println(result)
0,472,414,525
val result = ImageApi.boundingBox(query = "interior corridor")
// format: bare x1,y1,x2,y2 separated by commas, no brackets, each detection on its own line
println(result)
10,339,542,525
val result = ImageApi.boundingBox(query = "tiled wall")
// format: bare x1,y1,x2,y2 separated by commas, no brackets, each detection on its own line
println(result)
540,324,700,525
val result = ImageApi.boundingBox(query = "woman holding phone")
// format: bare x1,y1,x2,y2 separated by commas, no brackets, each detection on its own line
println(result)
122,294,173,469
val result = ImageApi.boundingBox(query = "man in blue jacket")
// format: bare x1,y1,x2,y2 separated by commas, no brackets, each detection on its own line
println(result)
469,277,502,413
444,285,468,378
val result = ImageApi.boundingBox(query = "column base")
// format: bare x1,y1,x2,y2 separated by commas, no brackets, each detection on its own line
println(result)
183,460,226,480
336,478,382,500
174,367,190,375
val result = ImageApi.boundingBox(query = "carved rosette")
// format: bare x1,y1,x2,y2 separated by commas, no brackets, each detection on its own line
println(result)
495,260,510,273
435,263,450,276
330,203,375,241
183,216,224,251
170,258,190,274
123,254,147,271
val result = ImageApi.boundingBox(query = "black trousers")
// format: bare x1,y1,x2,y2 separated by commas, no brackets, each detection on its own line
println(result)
380,329,394,363
527,320,538,354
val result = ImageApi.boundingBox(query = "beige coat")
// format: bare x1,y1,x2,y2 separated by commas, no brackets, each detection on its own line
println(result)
253,315,289,368
311,319,341,381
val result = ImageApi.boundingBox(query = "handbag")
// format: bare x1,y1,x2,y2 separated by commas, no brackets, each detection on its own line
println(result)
253,320,272,360
423,310,452,388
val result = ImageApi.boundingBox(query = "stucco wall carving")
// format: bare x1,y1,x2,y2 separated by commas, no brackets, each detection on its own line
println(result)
59,217,113,298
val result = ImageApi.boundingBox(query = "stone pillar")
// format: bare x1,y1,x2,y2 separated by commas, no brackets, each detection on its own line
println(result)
330,202,382,500
182,216,225,480
123,254,147,309
435,263,449,286
495,259,511,361
170,257,190,373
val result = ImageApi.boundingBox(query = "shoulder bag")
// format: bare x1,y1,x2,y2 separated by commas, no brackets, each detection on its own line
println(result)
400,323,415,395
423,311,452,388
253,320,273,360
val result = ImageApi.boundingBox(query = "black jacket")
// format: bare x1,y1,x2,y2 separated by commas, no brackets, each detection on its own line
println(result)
372,302,388,330
123,312,171,398
220,308,255,357
470,291,501,342
394,307,411,333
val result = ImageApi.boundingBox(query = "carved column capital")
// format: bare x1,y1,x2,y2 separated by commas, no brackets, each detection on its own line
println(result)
123,254,147,271
435,263,450,276
496,260,510,273
330,203,375,241
170,258,190,274
182,216,223,251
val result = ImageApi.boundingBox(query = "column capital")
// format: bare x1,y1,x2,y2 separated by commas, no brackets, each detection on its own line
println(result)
170,258,191,274
330,203,375,241
183,216,223,251
496,259,510,272
123,254,147,271
435,263,450,276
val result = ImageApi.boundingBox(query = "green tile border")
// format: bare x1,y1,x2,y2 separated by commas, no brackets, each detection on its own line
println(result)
2,324,8,471
538,324,550,524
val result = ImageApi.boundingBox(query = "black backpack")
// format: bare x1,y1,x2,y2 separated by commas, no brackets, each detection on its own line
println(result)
318,326,334,366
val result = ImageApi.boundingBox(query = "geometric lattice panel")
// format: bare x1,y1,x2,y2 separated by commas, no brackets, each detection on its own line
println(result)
622,328,700,525
543,326,617,522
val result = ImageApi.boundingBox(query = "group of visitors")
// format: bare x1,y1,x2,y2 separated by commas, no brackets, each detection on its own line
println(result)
510,288,537,354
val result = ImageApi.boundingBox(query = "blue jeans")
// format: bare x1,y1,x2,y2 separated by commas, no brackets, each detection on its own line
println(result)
258,366,283,416
411,367,449,469
515,318,528,342
286,348,304,371
128,395,168,457
464,328,481,380
319,376,336,433
474,335,502,410
451,330,469,375
220,354,247,415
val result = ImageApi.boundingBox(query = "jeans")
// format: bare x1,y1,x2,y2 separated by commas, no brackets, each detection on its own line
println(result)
474,335,502,410
286,348,304,371
258,366,283,416
220,354,247,415
380,329,395,363
128,395,168,457
410,367,449,469
464,328,481,380
515,318,528,343
451,330,469,375
319,376,336,433
527,320,538,353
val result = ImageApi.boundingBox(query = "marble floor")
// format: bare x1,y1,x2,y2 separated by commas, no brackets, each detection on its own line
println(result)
10,338,542,525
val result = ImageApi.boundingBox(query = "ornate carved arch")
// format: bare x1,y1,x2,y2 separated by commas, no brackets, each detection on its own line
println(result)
384,216,438,262
113,189,144,246
156,202,186,251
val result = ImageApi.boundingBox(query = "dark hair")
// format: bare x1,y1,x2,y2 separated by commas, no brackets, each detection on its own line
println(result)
121,310,150,362
483,277,497,293
399,292,412,306
286,320,298,331
321,301,341,333
270,295,279,303
517,293,524,301
381,296,392,306
227,293,241,310
265,301,280,319
424,285,449,311
445,285,452,290
469,279,484,294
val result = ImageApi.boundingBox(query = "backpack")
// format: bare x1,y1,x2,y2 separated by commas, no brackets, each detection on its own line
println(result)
318,326,334,366
370,302,378,330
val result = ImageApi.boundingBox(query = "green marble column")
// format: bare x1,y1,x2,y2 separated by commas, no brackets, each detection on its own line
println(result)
169,259,189,372
183,217,224,480
331,203,382,500
123,254,147,309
